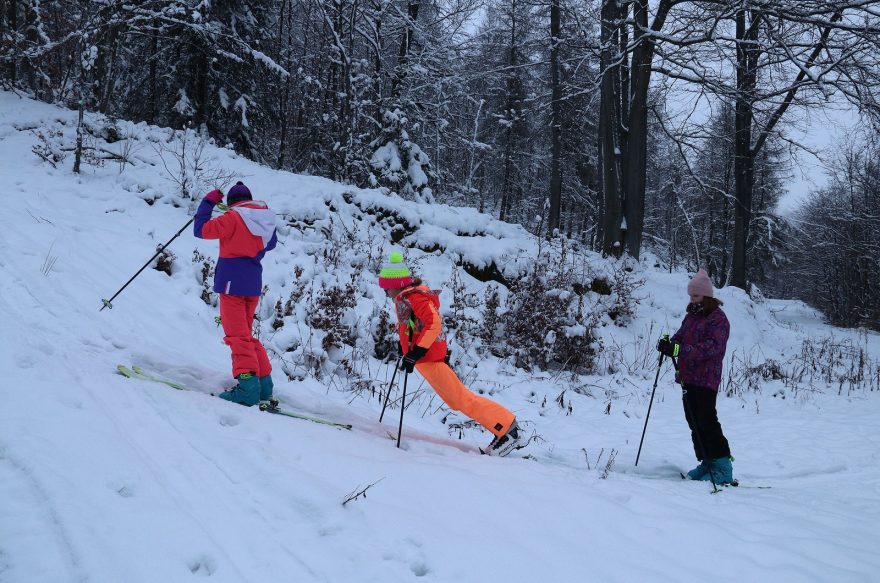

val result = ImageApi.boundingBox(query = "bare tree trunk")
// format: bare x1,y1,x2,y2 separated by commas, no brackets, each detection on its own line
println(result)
4,0,17,83
599,0,622,256
97,27,120,113
731,7,757,289
21,0,39,92
147,26,157,124
193,53,209,128
599,0,671,258
499,136,515,222
391,0,419,98
277,0,290,169
547,0,562,237
499,0,520,223
621,0,671,260
73,93,84,173
617,0,629,221
371,0,384,124
337,0,352,176
595,129,604,248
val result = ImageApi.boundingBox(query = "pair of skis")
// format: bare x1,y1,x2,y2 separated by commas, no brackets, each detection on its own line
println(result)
116,365,352,430
117,365,521,454
677,472,771,489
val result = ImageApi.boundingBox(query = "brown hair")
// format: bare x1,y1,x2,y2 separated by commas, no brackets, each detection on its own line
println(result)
391,277,422,295
687,296,723,316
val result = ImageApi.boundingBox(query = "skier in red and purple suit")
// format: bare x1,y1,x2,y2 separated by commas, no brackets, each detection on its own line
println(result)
195,181,277,406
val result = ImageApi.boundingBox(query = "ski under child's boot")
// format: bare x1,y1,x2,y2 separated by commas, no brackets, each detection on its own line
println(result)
686,460,709,480
484,420,522,456
701,456,734,484
259,374,274,401
219,372,261,406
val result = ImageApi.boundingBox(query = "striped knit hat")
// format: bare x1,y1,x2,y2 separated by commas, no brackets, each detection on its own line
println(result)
378,252,413,289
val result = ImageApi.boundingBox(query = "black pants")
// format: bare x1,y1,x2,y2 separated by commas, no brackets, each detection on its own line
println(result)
682,384,731,461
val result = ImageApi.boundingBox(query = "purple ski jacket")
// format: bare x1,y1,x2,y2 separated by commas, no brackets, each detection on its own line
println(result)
194,199,277,296
671,307,730,391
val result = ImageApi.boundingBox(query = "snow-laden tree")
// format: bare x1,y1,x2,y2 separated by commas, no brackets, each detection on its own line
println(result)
785,135,880,330
370,106,433,201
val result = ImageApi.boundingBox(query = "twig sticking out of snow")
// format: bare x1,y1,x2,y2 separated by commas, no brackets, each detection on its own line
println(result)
342,478,385,506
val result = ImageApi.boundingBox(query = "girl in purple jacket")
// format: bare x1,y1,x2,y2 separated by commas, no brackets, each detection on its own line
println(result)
657,269,734,484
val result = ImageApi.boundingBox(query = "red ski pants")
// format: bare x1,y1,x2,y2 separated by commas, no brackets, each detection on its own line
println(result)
219,294,272,378
415,361,515,437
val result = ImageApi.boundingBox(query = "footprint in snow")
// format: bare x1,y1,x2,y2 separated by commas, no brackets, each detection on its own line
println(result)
218,414,240,427
106,474,139,498
187,555,217,577
110,482,136,498
410,560,430,577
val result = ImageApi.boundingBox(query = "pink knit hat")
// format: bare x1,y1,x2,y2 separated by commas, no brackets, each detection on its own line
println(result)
687,269,714,297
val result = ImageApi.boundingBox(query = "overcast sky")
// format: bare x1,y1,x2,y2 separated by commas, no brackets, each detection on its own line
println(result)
779,101,861,214
659,77,861,216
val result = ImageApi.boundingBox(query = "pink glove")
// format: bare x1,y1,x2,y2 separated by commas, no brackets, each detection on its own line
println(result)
205,189,223,204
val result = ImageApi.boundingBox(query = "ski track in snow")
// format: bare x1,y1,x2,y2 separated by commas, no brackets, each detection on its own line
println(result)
2,91,880,582
0,445,88,583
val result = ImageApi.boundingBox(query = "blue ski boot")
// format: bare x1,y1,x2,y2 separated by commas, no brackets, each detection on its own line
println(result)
703,456,734,485
259,374,274,401
219,373,260,406
685,461,709,480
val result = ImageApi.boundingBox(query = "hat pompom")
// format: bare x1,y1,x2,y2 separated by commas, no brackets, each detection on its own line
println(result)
389,251,404,264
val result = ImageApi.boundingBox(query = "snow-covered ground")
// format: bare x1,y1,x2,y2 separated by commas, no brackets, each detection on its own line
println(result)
1,91,879,583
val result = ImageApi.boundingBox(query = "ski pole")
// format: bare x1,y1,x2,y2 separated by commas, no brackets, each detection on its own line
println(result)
671,356,721,493
396,370,409,449
379,357,402,423
383,329,413,423
635,349,666,466
100,217,194,310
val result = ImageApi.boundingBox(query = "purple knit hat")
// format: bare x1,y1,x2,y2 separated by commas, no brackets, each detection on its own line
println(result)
687,269,714,297
227,181,252,205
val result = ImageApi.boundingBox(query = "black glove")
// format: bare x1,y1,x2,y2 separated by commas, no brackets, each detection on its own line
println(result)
401,345,429,373
657,338,680,357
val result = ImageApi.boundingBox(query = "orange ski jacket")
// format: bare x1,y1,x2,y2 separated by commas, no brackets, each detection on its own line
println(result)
394,284,448,362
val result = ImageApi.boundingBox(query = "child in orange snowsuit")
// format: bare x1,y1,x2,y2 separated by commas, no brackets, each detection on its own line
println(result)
379,252,521,455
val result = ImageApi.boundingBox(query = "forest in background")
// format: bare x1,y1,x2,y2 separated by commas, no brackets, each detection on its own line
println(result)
2,0,878,329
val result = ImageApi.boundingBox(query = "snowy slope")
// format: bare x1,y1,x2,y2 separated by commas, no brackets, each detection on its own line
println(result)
1,91,879,583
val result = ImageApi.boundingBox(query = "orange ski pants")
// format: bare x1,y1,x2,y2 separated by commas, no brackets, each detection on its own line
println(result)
415,361,515,437
219,294,272,378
